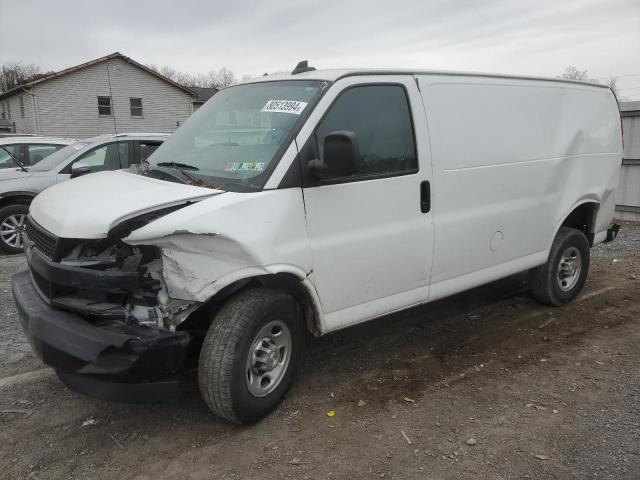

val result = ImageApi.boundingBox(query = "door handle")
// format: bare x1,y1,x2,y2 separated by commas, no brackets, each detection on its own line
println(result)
420,180,431,213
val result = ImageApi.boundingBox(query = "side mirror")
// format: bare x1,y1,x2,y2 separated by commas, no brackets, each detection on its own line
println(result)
309,130,359,179
70,162,91,178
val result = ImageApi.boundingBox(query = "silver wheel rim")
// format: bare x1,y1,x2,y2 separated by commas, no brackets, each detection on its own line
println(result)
245,320,292,398
0,213,26,250
557,246,582,291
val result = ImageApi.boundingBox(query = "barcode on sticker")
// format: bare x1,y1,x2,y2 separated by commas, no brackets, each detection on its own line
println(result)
261,100,308,115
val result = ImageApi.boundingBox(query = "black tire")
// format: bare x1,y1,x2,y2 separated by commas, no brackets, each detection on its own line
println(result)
198,287,305,424
529,227,590,306
0,203,29,254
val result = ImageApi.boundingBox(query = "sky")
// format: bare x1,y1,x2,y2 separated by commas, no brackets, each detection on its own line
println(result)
1,0,640,98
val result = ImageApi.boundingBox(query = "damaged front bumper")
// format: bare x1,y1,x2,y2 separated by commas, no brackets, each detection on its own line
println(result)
12,269,191,402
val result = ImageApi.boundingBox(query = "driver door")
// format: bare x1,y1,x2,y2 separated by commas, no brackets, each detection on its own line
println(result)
297,76,435,332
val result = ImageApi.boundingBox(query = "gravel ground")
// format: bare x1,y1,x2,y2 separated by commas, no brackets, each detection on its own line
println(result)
0,254,38,379
0,222,639,480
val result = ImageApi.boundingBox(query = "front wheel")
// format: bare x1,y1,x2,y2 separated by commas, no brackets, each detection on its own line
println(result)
198,288,305,423
0,204,29,254
529,227,590,306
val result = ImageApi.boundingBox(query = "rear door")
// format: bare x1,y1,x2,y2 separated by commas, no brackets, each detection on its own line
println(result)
296,75,434,331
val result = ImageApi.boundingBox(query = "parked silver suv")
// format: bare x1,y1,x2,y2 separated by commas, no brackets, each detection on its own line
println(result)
0,132,169,253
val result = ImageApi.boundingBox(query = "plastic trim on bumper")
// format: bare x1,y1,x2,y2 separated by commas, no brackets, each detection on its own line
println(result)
55,370,180,403
12,270,190,402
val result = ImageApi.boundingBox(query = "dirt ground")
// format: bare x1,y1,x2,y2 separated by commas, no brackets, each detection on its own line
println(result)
1,222,639,480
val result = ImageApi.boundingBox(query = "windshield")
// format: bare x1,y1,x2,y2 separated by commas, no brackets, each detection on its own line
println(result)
147,80,325,189
0,145,20,169
30,142,88,172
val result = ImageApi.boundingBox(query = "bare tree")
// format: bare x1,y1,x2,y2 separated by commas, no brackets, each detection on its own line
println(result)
146,64,236,89
557,65,609,87
558,66,590,81
0,62,42,92
214,67,236,88
606,77,618,96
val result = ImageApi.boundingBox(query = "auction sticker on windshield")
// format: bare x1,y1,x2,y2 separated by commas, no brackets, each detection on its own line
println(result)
261,100,308,115
224,161,266,172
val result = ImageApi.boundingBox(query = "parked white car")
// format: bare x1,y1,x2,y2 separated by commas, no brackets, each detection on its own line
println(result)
13,64,622,423
0,136,74,169
0,133,168,253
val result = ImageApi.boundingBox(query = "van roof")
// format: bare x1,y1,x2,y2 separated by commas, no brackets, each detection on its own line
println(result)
239,68,611,90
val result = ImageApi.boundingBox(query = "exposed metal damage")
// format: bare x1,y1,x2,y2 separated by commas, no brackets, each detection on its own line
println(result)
138,232,268,304
30,233,199,330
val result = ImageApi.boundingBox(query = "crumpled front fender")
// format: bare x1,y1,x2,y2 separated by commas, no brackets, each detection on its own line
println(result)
123,189,315,303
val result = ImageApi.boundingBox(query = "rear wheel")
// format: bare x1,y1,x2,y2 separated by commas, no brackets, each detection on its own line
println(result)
529,227,590,306
198,288,305,424
0,204,29,254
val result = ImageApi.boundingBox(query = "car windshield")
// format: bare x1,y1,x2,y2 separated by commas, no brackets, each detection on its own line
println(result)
30,142,88,171
0,145,20,169
147,80,325,189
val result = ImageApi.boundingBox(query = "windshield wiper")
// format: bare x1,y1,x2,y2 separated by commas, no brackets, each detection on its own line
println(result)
154,161,202,185
222,181,261,192
156,161,199,171
0,146,28,172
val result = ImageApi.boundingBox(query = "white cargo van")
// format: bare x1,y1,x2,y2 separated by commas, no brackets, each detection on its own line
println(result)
13,63,622,423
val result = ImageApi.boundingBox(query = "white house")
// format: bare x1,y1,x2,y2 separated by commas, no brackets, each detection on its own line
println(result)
0,52,216,138
616,100,640,221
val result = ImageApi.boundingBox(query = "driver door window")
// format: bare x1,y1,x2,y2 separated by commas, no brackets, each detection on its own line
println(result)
314,85,417,180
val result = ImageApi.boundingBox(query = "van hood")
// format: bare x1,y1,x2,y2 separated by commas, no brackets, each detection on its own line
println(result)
30,170,222,239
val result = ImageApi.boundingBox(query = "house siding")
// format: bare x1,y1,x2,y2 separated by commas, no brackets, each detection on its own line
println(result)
615,103,640,221
8,58,194,138
1,93,37,134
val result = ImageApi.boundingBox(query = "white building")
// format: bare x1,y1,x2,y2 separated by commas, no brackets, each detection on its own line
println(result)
616,100,640,221
0,52,216,138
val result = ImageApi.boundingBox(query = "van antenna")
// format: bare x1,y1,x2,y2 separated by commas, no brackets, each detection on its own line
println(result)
291,60,316,75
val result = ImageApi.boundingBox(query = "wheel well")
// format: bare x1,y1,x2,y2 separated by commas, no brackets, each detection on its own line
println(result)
180,274,321,336
561,202,598,246
0,195,33,209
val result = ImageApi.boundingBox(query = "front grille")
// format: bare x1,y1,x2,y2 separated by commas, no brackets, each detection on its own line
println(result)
26,217,58,260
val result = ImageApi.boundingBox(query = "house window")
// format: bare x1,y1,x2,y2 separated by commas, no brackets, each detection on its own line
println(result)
129,98,143,117
97,96,112,116
19,96,25,118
